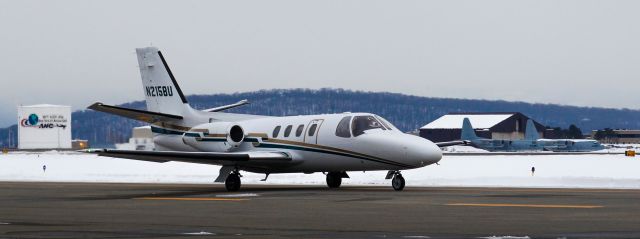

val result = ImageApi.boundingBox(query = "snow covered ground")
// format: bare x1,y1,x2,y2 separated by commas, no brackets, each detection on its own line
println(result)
442,145,640,153
1,151,639,189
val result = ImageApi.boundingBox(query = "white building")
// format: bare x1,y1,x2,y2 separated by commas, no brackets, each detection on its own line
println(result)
17,104,72,149
115,126,155,151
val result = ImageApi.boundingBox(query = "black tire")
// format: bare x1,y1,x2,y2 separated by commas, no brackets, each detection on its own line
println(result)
326,172,342,188
225,173,241,192
392,175,405,191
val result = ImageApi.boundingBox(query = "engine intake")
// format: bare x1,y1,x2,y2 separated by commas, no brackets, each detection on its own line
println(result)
229,125,244,143
182,122,245,152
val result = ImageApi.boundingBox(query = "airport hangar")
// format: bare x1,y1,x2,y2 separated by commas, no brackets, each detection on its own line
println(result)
592,129,640,144
419,112,547,143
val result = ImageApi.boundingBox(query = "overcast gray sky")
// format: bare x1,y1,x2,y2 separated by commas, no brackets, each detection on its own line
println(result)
1,0,639,127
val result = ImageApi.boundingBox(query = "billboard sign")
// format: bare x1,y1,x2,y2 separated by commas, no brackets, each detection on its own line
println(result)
17,105,72,149
20,113,68,129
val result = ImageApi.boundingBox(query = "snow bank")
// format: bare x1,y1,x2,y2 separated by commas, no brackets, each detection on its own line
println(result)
1,151,639,189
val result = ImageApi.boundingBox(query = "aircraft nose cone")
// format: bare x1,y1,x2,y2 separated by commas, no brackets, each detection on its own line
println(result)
404,135,442,167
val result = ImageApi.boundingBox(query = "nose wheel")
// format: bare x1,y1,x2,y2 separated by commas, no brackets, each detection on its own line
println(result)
387,171,405,191
392,174,405,191
225,171,241,192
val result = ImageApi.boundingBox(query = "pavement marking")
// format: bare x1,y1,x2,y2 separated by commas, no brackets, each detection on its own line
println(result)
437,188,637,194
182,231,216,235
135,197,248,201
347,187,638,194
478,236,530,239
445,203,603,209
215,193,259,198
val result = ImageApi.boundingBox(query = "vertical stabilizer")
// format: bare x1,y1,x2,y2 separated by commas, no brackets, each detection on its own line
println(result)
524,119,540,140
136,47,189,116
461,118,479,140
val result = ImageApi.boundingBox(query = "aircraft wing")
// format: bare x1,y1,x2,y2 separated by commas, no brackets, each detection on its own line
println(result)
435,140,471,148
88,102,183,124
86,149,291,165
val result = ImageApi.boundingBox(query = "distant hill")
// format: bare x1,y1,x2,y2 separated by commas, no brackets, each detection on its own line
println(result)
2,88,640,147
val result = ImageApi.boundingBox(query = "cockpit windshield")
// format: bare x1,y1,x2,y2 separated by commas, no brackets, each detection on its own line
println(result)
374,115,397,131
352,115,385,137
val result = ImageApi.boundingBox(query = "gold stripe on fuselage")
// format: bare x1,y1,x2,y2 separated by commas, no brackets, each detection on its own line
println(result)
248,133,269,139
190,128,209,133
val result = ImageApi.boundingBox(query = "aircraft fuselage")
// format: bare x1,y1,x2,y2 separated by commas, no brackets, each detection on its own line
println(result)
152,112,443,173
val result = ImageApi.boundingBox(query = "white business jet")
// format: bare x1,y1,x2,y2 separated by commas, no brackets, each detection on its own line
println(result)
88,47,465,191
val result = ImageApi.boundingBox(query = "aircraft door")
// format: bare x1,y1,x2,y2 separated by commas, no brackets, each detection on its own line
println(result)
304,119,324,144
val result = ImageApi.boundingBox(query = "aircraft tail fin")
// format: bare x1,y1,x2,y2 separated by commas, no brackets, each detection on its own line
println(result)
461,118,480,140
524,119,540,140
136,47,191,116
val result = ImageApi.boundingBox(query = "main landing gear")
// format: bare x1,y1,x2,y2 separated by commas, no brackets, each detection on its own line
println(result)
225,170,242,192
386,170,405,191
326,172,342,188
326,172,349,188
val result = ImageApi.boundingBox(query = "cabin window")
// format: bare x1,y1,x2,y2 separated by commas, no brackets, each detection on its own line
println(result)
308,124,318,136
352,115,384,137
284,125,293,137
335,116,352,138
272,126,281,138
295,124,304,137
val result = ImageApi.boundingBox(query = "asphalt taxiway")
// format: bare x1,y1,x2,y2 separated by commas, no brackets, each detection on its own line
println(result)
0,182,639,238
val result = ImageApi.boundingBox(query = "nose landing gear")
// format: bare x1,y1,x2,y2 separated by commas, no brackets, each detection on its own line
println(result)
386,170,405,191
391,174,405,191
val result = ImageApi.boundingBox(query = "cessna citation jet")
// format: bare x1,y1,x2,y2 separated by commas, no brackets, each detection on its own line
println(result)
87,47,464,191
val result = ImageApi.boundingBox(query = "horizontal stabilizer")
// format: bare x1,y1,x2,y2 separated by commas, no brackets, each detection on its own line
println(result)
88,102,182,124
205,99,250,112
85,149,291,165
436,140,471,148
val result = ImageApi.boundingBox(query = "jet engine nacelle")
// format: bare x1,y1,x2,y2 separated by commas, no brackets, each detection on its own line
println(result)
182,122,245,152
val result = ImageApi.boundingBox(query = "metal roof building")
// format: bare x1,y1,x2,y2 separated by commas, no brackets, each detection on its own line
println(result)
590,129,640,144
419,112,546,143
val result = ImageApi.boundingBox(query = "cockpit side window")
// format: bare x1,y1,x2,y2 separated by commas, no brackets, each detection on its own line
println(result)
352,116,385,137
335,116,352,138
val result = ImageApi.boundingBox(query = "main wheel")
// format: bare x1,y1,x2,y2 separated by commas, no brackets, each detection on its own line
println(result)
326,172,342,188
225,173,241,192
392,174,405,191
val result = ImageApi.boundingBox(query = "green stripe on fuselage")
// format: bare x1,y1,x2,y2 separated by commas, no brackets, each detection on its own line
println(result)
151,126,184,135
